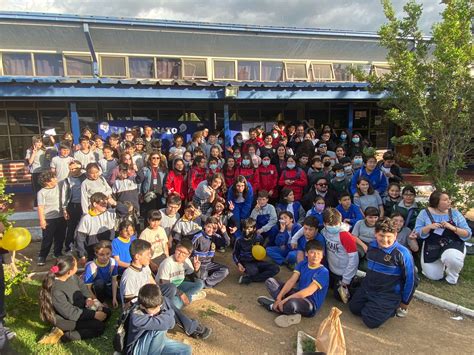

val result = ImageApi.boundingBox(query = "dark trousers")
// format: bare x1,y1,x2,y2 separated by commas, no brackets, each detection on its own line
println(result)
31,172,42,207
63,318,107,341
243,261,280,283
198,262,229,288
92,279,113,303
39,217,67,258
328,270,358,302
265,277,315,317
159,283,198,336
349,285,400,329
65,202,82,252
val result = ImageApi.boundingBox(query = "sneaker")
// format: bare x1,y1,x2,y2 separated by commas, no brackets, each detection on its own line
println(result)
274,314,302,328
257,296,274,311
191,324,212,340
218,247,226,253
4,327,16,340
191,290,207,302
337,284,350,304
396,308,408,318
37,257,46,266
39,327,64,344
238,275,251,285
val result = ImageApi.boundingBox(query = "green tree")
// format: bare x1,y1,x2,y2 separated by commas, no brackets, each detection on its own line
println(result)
357,0,474,209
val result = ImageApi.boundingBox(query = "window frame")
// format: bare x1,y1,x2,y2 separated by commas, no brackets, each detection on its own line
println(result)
212,59,237,80
182,58,208,80
284,62,308,81
64,54,94,77
1,52,35,76
310,62,335,81
33,53,65,77
261,61,284,82
99,55,128,78
155,57,182,80
373,65,391,77
237,60,261,81
332,62,354,82
127,56,156,79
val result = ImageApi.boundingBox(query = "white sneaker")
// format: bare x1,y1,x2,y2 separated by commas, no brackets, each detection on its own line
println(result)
191,290,207,302
337,284,350,304
396,308,408,318
274,314,301,328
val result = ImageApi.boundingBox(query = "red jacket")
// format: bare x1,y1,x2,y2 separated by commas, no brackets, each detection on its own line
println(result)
222,166,237,188
257,164,279,199
278,167,308,200
188,166,207,199
165,170,188,200
236,166,259,193
242,138,264,153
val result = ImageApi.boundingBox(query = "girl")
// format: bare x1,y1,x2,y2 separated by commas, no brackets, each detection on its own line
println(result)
203,197,235,241
132,138,146,171
187,130,204,153
305,195,326,230
208,156,222,175
165,158,188,201
112,220,137,274
257,153,279,201
259,133,275,159
233,147,243,166
222,157,237,188
193,173,226,214
183,150,193,172
351,206,380,266
139,209,170,272
227,175,254,234
209,145,224,169
392,185,420,229
337,129,350,149
347,131,365,158
276,188,305,225
353,177,384,218
25,135,49,207
266,211,302,266
142,152,168,215
335,146,346,163
39,256,110,344
247,144,262,169
98,145,118,186
109,152,138,186
278,156,308,201
271,144,288,176
230,133,244,156
80,162,113,214
236,153,259,194
391,212,419,253
350,155,387,197
168,133,187,162
187,156,207,200
383,182,401,214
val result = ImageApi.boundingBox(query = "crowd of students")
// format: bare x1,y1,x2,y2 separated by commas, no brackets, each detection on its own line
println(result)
25,122,472,353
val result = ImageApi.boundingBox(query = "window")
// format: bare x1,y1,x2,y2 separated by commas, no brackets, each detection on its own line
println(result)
156,58,181,79
285,63,308,81
34,53,64,76
101,56,126,77
373,65,391,77
0,110,8,135
129,57,155,79
65,55,93,77
2,53,33,76
0,136,10,160
10,136,33,160
8,110,39,135
261,61,283,81
311,63,334,81
333,63,352,81
214,61,235,80
238,61,260,81
40,110,70,134
183,59,207,79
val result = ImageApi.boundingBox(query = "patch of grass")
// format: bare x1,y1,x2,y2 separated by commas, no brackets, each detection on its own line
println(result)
302,338,316,353
198,306,216,318
6,280,118,354
226,304,237,311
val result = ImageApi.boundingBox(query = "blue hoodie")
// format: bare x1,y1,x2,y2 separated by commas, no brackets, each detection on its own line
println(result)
350,166,388,196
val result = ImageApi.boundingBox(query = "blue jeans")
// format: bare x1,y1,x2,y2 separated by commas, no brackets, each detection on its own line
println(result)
174,280,204,309
266,246,298,265
133,330,191,355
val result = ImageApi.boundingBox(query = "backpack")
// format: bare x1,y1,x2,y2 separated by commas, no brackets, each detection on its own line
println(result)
113,303,139,353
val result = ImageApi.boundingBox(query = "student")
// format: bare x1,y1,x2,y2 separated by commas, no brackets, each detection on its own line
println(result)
112,220,137,274
83,240,119,308
37,171,66,266
172,202,203,245
132,138,147,171
159,194,181,243
98,145,118,186
80,162,113,214
350,155,388,197
236,153,259,193
74,135,96,169
250,190,278,244
336,192,364,230
257,154,279,201
39,256,110,343
25,135,49,207
142,152,168,214
352,207,381,264
233,218,280,285
305,196,326,230
383,182,401,214
112,163,143,220
353,177,384,218
125,284,192,355
120,240,212,340
257,240,329,328
392,185,419,230
391,212,419,253
165,158,188,201
266,211,301,266
306,156,327,188
227,176,254,234
321,208,359,303
278,156,308,201
192,217,230,288
222,156,238,188
247,144,262,169
349,218,417,328
168,133,187,162
276,188,305,225
193,173,226,214
92,134,105,162
339,157,354,181
289,216,327,264
50,143,74,182
156,240,206,309
187,156,207,200
330,163,350,196
378,150,403,184
139,210,169,273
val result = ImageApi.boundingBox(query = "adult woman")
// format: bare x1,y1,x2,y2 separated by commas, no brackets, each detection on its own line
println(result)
141,152,168,216
193,173,226,214
165,158,187,201
227,175,254,233
278,156,308,201
25,136,50,207
415,191,472,284
271,144,287,176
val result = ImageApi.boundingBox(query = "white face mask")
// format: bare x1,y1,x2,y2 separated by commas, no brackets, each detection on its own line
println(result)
287,163,296,169
262,159,270,167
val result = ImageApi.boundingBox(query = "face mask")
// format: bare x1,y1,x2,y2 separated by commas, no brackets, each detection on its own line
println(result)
344,166,353,173
324,161,331,167
262,160,270,167
218,139,223,145
326,225,340,234
336,172,345,179
236,139,243,144
340,134,347,140
354,158,363,165
272,133,279,139
234,153,241,159
315,203,325,212
209,164,218,170
242,159,250,166
287,163,296,169
352,137,360,144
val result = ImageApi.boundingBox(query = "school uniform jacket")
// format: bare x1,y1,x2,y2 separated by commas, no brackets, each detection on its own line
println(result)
236,166,259,193
75,209,116,258
257,164,279,198
80,176,113,214
278,167,308,201
192,231,229,266
165,170,188,200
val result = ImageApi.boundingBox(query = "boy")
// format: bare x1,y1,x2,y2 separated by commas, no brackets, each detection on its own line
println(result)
125,284,191,355
120,239,211,339
321,208,359,303
349,218,417,328
330,163,350,196
233,218,280,285
83,240,119,308
92,134,105,162
50,143,74,182
139,210,169,273
157,240,206,309
159,194,181,245
352,207,380,260
288,216,326,264
98,145,118,186
257,240,329,328
192,217,230,288
339,157,354,180
250,190,278,243
336,192,364,230
112,163,142,219
37,171,66,266
74,135,96,170
172,202,202,245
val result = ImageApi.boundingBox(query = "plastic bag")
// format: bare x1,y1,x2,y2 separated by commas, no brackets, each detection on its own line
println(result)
315,307,346,355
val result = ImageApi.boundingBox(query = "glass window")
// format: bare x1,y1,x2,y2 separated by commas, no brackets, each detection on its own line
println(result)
77,110,98,132
7,110,39,135
10,136,33,160
129,57,155,79
2,53,33,76
285,63,308,80
214,61,235,80
101,56,126,77
132,110,158,121
374,65,391,77
40,110,70,134
0,111,8,135
65,55,93,77
261,62,283,81
34,53,64,76
238,61,260,81
311,63,334,81
156,58,181,79
333,63,353,81
182,59,207,79
159,110,184,121
104,109,132,121
0,136,10,160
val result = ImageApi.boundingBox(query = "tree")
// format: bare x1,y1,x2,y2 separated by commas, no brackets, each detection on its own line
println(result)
357,0,474,209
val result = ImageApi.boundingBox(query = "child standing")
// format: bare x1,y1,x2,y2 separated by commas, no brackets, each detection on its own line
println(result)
257,154,279,202
139,210,169,273
112,220,137,274
98,145,118,186
50,143,74,182
80,162,113,214
74,135,96,170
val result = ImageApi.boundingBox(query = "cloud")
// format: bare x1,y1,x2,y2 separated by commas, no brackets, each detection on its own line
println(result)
0,0,444,33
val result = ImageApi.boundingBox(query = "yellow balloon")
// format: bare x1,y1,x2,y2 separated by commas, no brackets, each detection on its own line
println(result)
2,227,32,251
252,245,266,261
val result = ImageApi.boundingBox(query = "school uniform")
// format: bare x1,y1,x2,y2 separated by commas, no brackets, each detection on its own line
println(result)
227,183,254,234
353,191,383,214
50,155,74,182
98,158,118,185
74,149,96,170
276,202,305,226
350,166,388,197
278,167,308,201
257,164,279,200
61,173,86,252
113,175,142,218
250,204,278,243
305,208,324,229
336,204,364,229
80,177,113,214
112,236,137,274
236,166,259,193
83,257,118,302
266,223,302,265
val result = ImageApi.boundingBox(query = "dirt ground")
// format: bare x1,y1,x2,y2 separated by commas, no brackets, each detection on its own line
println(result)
14,240,474,355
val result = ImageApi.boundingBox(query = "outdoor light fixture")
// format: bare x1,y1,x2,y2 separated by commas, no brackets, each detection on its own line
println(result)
225,86,239,99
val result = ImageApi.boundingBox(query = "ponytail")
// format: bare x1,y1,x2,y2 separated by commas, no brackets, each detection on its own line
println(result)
39,255,76,325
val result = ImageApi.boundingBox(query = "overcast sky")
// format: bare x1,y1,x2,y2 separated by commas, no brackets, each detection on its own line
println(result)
0,0,444,33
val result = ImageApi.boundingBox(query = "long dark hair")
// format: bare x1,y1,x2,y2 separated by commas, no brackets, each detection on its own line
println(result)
39,255,76,325
232,175,249,200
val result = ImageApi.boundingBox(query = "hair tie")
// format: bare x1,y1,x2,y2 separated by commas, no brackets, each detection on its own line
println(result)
50,265,59,274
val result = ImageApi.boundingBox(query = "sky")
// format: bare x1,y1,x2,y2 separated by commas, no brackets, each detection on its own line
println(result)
0,0,444,33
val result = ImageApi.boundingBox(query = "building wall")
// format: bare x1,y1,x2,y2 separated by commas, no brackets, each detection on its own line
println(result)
0,161,30,185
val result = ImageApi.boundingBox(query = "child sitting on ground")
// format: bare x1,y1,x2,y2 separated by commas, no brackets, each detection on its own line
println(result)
112,220,137,274
83,240,119,308
336,192,364,231
233,218,280,285
305,196,326,230
349,218,417,328
250,190,278,245
266,211,301,267
257,240,329,328
276,188,305,225
288,216,327,264
351,207,380,264
139,210,169,273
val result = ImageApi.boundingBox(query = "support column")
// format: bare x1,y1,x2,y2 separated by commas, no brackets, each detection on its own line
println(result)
223,104,231,149
70,102,80,145
347,103,354,133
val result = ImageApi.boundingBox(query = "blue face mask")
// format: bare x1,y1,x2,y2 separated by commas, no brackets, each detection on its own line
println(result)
209,164,218,170
326,225,340,234
340,134,347,140
242,159,250,166
354,158,363,165
352,137,360,144
336,172,345,179
287,163,296,169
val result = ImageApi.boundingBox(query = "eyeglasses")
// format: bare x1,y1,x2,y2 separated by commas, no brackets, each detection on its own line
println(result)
317,183,328,187
151,157,160,160
403,193,415,197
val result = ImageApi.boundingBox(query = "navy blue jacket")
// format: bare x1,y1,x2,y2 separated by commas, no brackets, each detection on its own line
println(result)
232,234,264,265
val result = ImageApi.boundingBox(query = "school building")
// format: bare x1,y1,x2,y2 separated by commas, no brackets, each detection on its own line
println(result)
0,11,423,187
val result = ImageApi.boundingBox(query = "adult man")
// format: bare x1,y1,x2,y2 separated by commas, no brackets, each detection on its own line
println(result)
302,177,339,210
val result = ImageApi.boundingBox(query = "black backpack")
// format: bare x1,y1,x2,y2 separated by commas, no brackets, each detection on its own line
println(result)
113,303,139,354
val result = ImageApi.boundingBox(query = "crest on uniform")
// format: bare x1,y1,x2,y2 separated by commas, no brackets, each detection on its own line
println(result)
384,254,392,262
